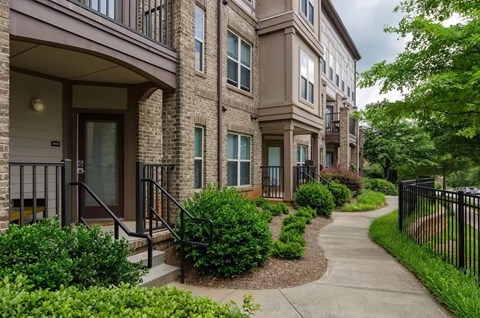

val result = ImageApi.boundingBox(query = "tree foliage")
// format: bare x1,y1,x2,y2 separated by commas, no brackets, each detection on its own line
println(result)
359,0,480,139
362,105,435,180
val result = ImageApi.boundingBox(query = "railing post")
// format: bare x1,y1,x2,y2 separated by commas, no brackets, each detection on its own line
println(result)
61,160,72,227
398,181,404,231
136,162,145,234
458,191,465,270
180,204,185,284
78,186,84,225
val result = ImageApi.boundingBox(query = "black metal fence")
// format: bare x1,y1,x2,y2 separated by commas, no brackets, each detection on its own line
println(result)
399,178,480,280
9,160,72,227
261,166,284,199
136,162,175,234
69,0,175,47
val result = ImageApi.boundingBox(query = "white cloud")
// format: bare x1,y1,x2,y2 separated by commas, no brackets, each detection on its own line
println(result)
356,85,402,110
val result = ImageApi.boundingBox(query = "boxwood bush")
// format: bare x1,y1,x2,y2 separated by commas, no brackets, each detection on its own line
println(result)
0,218,145,290
272,241,304,259
266,202,290,216
180,186,272,277
0,276,258,317
294,183,335,217
328,182,352,207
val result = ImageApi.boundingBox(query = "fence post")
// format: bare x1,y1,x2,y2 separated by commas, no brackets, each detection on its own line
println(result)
457,191,465,270
398,181,404,231
61,160,72,227
136,162,145,234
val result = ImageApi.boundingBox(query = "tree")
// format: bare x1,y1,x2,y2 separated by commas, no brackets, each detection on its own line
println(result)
362,105,435,181
359,0,480,141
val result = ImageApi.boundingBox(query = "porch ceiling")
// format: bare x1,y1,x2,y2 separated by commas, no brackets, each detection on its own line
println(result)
11,40,148,84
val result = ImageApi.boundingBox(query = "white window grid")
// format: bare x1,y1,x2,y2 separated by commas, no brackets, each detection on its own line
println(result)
194,126,204,190
300,50,315,104
227,30,252,93
227,132,252,187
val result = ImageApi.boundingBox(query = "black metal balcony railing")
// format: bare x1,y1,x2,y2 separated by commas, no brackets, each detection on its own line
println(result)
349,117,356,136
70,0,174,47
326,112,340,133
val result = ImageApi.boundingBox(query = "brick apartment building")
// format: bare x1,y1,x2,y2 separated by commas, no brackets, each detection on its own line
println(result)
0,0,362,230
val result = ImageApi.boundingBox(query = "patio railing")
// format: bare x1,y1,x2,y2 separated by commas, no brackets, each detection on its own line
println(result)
69,0,175,47
261,166,284,199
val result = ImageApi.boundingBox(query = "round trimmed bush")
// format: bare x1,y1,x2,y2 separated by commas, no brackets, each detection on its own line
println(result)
181,186,272,277
321,167,363,193
279,231,306,246
294,183,335,217
328,182,352,207
272,241,304,259
296,207,317,221
266,202,289,216
364,178,398,195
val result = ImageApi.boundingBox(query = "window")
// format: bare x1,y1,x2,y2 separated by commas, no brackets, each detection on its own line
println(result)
194,126,204,189
300,51,315,104
90,0,115,18
329,53,334,81
341,80,345,92
227,133,251,186
195,6,205,72
301,0,314,25
297,145,308,165
227,31,251,93
336,61,340,86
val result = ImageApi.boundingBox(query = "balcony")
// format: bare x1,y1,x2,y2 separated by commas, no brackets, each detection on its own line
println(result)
10,0,178,89
325,113,358,146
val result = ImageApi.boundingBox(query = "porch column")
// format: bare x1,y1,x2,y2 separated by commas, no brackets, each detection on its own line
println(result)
312,133,320,170
339,104,350,170
283,125,294,201
0,1,9,231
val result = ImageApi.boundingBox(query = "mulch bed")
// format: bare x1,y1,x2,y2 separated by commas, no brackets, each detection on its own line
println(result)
164,211,332,290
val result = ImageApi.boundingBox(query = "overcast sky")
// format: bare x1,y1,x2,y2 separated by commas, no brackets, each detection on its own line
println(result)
331,0,406,109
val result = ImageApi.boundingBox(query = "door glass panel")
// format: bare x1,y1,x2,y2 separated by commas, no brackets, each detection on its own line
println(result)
86,121,118,206
268,147,281,186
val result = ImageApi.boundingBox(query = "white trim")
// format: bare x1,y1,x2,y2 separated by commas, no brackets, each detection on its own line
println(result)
300,50,315,104
194,126,204,190
227,30,252,93
195,5,205,73
227,132,252,187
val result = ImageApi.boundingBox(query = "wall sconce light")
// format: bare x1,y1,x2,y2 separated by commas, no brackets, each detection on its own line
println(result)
250,114,258,121
31,99,45,112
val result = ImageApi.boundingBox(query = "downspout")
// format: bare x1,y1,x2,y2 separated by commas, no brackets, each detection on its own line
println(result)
217,0,226,188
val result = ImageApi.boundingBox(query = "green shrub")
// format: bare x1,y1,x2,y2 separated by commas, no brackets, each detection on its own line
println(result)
371,212,480,318
296,207,317,221
0,218,145,290
328,182,352,207
341,190,386,212
0,276,258,317
321,167,363,193
259,209,273,223
434,183,443,190
294,183,335,217
266,202,289,216
283,219,307,234
282,215,305,227
364,178,398,195
272,241,304,259
181,186,272,277
279,231,306,246
255,197,270,209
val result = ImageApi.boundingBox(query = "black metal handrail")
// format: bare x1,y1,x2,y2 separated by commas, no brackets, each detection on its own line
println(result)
71,182,153,268
326,112,340,133
142,178,213,283
299,170,345,197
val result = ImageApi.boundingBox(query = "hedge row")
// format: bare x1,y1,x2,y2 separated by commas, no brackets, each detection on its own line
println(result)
0,276,257,318
272,207,317,259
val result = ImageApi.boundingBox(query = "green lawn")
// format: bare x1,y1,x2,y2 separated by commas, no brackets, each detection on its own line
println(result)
340,190,386,212
370,211,480,318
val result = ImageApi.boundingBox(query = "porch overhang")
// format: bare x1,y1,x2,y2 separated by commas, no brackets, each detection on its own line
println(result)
10,0,178,90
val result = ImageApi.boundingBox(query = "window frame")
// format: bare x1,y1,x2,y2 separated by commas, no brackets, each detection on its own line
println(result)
195,5,205,73
194,126,204,190
300,0,315,25
227,132,252,187
227,30,252,93
297,144,309,166
300,50,315,104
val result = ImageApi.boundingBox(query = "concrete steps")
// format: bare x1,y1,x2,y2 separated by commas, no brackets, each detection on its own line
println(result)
128,250,180,287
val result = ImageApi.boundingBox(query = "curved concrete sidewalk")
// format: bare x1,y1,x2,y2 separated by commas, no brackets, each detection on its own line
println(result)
170,196,451,317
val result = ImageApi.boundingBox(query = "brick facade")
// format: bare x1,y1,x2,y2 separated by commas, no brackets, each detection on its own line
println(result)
0,0,9,231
